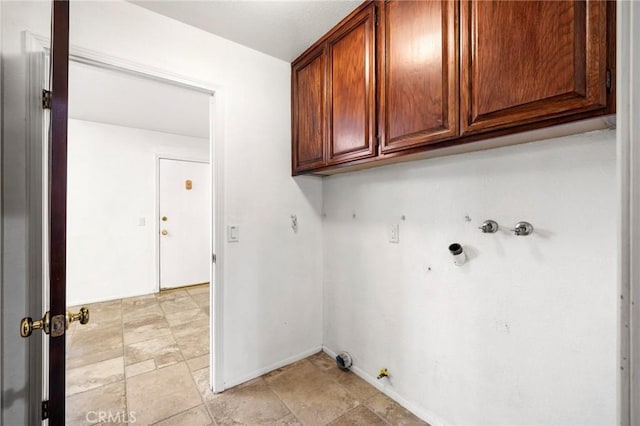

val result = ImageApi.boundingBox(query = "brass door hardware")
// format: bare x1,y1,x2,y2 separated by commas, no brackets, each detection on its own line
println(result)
20,307,90,338
20,311,51,337
67,307,90,326
162,216,168,222
161,229,168,236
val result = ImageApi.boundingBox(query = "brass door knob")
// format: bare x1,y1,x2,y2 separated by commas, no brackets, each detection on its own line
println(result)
161,229,168,236
67,307,90,326
20,311,51,338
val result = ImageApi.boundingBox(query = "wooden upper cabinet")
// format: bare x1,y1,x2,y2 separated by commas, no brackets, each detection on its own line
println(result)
460,0,609,135
292,47,326,173
379,0,458,153
326,4,376,165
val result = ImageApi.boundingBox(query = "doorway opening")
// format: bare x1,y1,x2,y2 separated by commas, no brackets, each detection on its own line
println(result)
25,28,223,422
64,59,216,424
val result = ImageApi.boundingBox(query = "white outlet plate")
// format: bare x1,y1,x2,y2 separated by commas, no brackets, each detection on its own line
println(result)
227,225,240,242
389,224,399,243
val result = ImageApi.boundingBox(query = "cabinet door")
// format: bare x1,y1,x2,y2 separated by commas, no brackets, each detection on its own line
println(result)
379,0,458,153
460,0,608,135
292,47,326,173
327,5,376,165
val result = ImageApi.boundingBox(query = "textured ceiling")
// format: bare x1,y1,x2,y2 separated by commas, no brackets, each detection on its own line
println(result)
129,0,361,62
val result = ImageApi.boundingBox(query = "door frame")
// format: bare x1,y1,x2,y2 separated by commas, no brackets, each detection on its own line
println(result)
24,30,49,426
24,31,227,397
155,154,210,292
618,2,639,425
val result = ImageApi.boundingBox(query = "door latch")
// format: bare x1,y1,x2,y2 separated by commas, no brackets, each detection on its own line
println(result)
20,312,51,337
20,307,90,338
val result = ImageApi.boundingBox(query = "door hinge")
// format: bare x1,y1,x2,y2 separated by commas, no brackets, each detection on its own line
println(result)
42,89,52,110
212,253,216,263
606,68,612,93
41,400,49,420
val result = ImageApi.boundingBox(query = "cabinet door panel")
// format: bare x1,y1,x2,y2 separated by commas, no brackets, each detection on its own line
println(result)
380,0,458,153
328,5,376,164
292,49,326,173
461,0,607,134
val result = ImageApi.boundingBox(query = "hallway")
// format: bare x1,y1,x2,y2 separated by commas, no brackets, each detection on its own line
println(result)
65,286,425,425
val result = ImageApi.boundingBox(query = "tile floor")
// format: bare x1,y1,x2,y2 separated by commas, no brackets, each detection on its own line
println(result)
66,285,427,425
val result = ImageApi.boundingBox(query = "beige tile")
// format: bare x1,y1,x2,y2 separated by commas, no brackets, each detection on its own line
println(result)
307,351,336,369
84,300,122,325
127,362,201,425
329,405,387,426
123,304,163,324
164,307,208,327
191,293,210,309
366,393,428,426
154,404,212,426
123,316,172,344
123,304,164,327
66,381,126,426
66,356,124,396
191,367,218,403
159,295,199,313
187,354,210,372
67,324,123,360
336,372,379,402
125,334,183,367
122,293,158,309
155,351,185,369
186,285,210,296
308,351,347,381
157,289,189,301
90,299,122,310
172,317,209,334
265,360,359,425
206,377,291,425
173,325,209,360
126,359,156,378
274,413,303,425
307,351,377,401
263,359,308,380
67,347,124,370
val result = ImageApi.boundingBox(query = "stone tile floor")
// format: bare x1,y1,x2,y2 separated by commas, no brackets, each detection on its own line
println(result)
66,285,426,425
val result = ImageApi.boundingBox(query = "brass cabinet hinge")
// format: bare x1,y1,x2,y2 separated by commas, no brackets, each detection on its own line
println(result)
42,400,49,420
42,89,52,110
606,68,612,93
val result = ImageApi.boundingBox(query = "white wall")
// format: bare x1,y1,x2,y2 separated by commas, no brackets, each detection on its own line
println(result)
323,130,617,425
66,119,208,306
1,2,323,421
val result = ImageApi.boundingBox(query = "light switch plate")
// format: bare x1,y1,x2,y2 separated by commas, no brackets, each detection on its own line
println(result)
389,224,399,243
227,225,240,242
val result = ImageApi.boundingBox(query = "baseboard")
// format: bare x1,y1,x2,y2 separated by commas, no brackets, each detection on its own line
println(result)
322,346,446,426
67,289,156,307
224,345,323,390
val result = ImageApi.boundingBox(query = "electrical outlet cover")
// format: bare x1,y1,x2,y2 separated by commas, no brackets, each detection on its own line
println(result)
389,224,399,243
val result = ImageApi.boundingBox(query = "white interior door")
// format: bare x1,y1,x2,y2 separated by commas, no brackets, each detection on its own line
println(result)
159,158,210,289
